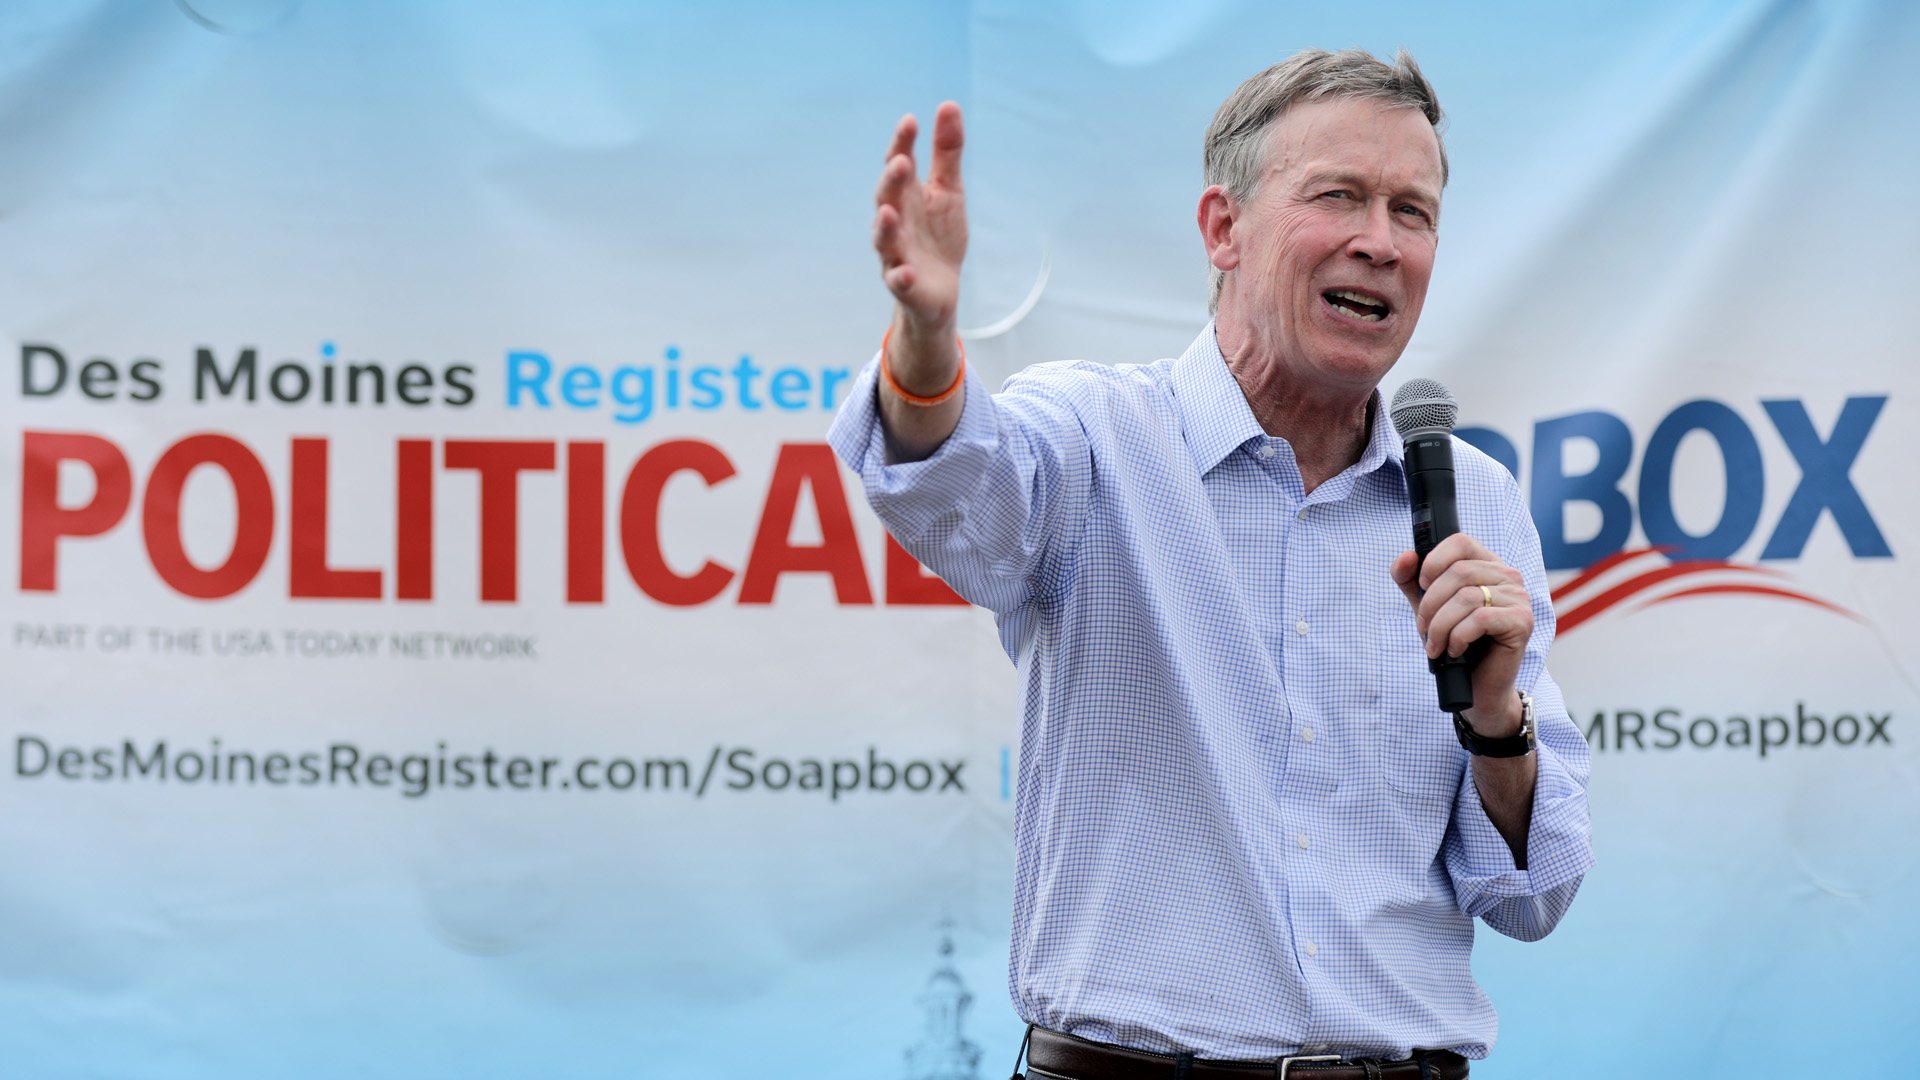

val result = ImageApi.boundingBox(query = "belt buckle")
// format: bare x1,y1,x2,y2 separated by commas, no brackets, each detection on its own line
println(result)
1277,1054,1342,1079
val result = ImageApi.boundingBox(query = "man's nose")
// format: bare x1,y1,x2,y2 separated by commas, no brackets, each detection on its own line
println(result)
1347,199,1400,264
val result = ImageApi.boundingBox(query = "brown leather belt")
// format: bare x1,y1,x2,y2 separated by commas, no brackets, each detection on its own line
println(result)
1026,1027,1469,1080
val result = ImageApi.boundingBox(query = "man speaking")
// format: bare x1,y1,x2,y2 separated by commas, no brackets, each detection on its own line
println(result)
829,49,1592,1077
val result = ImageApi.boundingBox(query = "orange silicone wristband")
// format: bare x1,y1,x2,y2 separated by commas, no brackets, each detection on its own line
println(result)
879,326,966,407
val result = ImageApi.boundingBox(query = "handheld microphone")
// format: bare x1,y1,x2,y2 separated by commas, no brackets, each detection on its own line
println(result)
1390,378,1482,714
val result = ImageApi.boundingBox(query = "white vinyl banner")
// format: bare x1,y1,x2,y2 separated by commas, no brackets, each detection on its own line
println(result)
1,2,1913,1078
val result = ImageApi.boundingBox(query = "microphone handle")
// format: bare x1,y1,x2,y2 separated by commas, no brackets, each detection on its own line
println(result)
1404,436,1480,714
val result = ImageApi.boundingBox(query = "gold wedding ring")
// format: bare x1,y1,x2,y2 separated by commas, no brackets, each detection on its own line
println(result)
1480,585,1494,607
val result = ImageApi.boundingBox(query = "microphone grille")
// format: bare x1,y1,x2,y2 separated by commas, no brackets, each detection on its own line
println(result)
1390,378,1458,438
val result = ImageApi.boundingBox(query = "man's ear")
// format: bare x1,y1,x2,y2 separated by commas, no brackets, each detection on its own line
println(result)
1197,185,1239,272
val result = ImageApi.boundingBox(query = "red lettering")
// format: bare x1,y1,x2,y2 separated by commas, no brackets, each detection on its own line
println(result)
884,533,967,605
395,439,433,601
739,443,872,605
142,434,274,599
443,440,555,603
23,433,932,608
19,431,133,592
289,438,382,599
567,441,604,604
620,439,736,606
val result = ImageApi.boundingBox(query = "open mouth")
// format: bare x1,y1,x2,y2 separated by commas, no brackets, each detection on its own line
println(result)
1323,288,1390,322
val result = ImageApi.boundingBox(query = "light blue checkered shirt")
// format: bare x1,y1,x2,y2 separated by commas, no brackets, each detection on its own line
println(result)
829,326,1592,1062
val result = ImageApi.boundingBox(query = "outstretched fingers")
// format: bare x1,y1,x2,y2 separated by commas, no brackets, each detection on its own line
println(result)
874,201,919,297
927,101,965,190
868,103,967,326
874,149,916,214
875,114,919,216
884,113,918,168
872,203,902,266
873,115,921,288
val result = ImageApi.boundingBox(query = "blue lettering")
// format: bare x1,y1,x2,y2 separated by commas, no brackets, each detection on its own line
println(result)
1638,399,1763,561
560,365,601,408
732,355,763,410
1455,426,1519,481
1531,411,1634,571
1760,396,1890,559
770,368,811,410
507,351,552,407
610,366,654,424
509,348,842,420
690,367,724,409
821,368,851,409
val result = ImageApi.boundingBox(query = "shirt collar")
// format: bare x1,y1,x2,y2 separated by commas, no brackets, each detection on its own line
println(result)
1357,387,1404,477
1172,324,1266,476
1172,323,1405,482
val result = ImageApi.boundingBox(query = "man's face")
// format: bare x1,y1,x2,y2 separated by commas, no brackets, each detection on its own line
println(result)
1217,97,1443,392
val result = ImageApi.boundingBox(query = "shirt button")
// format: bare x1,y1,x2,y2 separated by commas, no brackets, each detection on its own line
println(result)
1295,620,1309,635
1297,834,1309,850
1296,508,1308,522
1257,444,1275,459
1300,728,1315,743
1303,940,1318,958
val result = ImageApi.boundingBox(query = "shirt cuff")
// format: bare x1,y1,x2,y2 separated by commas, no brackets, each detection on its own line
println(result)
826,353,1002,542
1448,733,1594,913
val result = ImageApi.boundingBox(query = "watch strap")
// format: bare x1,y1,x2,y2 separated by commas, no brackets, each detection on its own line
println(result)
1453,691,1536,758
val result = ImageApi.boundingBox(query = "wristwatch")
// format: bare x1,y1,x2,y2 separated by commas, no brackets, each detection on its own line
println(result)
1453,690,1536,758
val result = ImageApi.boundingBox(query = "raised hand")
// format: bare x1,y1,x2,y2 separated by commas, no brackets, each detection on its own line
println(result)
874,102,968,335
871,101,968,461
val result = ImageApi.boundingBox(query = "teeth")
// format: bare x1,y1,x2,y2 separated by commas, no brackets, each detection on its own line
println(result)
1327,289,1387,321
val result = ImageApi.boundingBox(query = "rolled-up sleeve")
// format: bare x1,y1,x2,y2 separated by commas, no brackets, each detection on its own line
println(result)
1444,670,1593,941
1440,470,1595,941
825,354,1094,616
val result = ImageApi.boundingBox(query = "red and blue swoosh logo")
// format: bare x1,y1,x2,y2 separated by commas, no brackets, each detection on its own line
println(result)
1552,547,1860,637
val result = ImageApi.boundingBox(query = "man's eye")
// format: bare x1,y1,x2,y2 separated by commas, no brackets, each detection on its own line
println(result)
1320,190,1352,200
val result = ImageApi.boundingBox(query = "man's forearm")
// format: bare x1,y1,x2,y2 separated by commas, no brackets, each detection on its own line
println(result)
1472,752,1536,870
1464,691,1536,869
877,310,965,463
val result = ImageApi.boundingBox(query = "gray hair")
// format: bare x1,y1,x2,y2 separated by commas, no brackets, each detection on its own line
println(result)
1204,48,1447,314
